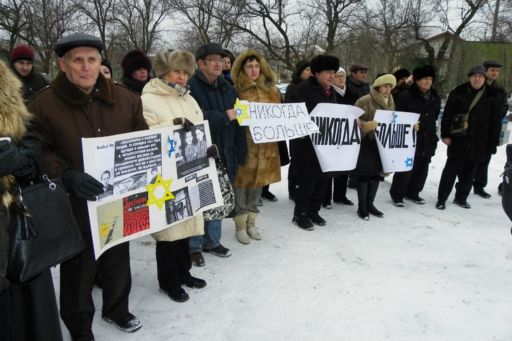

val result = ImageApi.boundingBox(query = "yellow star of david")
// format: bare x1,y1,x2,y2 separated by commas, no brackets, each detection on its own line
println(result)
146,174,175,210
100,223,110,237
234,98,250,125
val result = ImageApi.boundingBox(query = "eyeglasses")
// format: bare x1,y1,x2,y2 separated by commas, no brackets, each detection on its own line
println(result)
205,58,224,64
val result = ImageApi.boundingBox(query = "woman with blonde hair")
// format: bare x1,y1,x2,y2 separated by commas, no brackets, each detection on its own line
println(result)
230,49,281,244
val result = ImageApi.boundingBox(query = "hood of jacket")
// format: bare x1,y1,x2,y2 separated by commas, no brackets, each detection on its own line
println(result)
231,49,277,93
50,71,117,108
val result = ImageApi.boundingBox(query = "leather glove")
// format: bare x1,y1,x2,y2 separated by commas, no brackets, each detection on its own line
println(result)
0,140,29,176
414,122,420,132
207,144,220,159
61,169,104,201
360,120,378,134
173,117,195,131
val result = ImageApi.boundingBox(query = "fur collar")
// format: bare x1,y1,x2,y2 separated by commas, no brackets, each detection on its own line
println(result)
370,88,394,110
231,49,277,93
50,72,117,107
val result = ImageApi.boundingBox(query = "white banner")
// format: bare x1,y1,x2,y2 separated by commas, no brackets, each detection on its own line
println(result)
82,121,222,259
234,99,319,143
374,110,420,173
310,103,364,172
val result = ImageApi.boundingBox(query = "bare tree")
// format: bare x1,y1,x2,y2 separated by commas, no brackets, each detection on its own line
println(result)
114,0,172,52
0,0,27,50
72,0,117,58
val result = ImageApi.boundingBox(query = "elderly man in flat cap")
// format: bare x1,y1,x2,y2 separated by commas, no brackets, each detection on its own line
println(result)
29,33,148,341
436,65,501,210
469,60,509,199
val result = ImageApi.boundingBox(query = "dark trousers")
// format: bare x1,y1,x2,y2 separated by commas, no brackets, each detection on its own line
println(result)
438,158,478,203
0,287,14,341
473,154,492,189
288,166,296,199
390,156,431,200
60,231,131,340
294,176,329,216
156,239,192,291
323,175,349,205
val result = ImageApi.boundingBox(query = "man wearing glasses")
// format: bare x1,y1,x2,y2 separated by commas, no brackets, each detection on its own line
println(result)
345,63,370,105
187,42,247,266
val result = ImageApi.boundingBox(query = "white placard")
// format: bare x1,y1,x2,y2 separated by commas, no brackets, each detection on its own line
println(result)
82,121,222,259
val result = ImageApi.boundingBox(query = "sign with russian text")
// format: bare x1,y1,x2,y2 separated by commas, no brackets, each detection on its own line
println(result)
374,110,420,173
310,103,364,172
82,122,222,259
234,100,319,143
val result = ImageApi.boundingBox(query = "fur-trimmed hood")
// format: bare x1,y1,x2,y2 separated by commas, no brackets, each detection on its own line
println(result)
0,60,33,207
0,60,32,143
231,49,277,93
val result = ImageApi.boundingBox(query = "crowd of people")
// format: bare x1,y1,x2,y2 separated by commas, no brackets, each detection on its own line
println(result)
0,32,508,341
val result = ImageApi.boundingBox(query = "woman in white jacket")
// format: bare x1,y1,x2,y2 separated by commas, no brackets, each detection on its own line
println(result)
141,50,207,303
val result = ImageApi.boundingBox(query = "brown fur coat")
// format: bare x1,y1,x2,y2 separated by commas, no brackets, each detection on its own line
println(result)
231,49,281,188
0,61,33,207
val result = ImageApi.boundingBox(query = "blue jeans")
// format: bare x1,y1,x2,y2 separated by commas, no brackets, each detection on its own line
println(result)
189,219,222,254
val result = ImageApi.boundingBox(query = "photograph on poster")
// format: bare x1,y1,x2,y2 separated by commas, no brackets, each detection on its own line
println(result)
98,168,114,200
175,124,208,178
165,187,193,224
114,172,148,195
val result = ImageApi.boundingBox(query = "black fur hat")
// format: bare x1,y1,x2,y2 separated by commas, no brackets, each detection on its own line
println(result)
121,50,152,77
412,65,436,81
310,55,340,74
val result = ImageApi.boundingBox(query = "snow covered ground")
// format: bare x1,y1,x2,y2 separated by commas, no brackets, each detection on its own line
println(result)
55,143,512,341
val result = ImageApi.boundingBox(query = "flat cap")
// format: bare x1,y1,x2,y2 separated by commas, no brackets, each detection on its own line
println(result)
467,65,487,78
350,63,368,73
195,42,227,61
55,33,103,57
483,60,502,69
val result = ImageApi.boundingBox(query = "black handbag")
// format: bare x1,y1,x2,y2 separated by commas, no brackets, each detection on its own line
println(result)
203,159,235,221
8,175,85,283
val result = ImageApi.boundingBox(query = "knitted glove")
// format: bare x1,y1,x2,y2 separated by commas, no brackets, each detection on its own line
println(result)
414,122,420,132
360,120,378,134
61,169,104,201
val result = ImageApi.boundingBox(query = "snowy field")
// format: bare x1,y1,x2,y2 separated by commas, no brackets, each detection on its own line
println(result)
55,143,512,341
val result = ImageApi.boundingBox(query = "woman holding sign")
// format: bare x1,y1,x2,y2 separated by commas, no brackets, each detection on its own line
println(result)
141,50,209,302
354,74,396,220
230,49,281,244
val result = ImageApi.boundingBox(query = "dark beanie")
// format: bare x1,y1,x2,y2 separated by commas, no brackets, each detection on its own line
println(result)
310,55,340,74
412,65,436,81
467,65,486,78
393,68,410,80
11,45,34,63
121,50,152,77
101,59,113,76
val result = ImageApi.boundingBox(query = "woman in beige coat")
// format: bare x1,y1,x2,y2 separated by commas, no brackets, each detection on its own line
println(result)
141,50,207,303
354,73,396,220
231,49,281,244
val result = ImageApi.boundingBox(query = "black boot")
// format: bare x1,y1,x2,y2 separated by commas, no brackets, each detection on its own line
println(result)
367,181,384,218
357,182,369,220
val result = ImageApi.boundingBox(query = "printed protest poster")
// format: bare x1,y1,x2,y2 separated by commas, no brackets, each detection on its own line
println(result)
234,99,319,143
374,110,420,173
82,122,223,259
310,103,364,172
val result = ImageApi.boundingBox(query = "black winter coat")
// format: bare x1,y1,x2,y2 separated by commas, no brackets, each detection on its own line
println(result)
188,70,247,181
344,76,370,105
441,82,502,161
15,69,48,104
286,76,337,177
489,80,509,119
395,84,441,159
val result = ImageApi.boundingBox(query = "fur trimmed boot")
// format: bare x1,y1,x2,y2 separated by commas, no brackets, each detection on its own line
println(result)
233,214,250,244
247,211,261,240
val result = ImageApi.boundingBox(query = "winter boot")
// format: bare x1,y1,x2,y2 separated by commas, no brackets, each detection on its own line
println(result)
367,181,384,218
233,214,250,244
357,182,369,220
246,212,262,240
